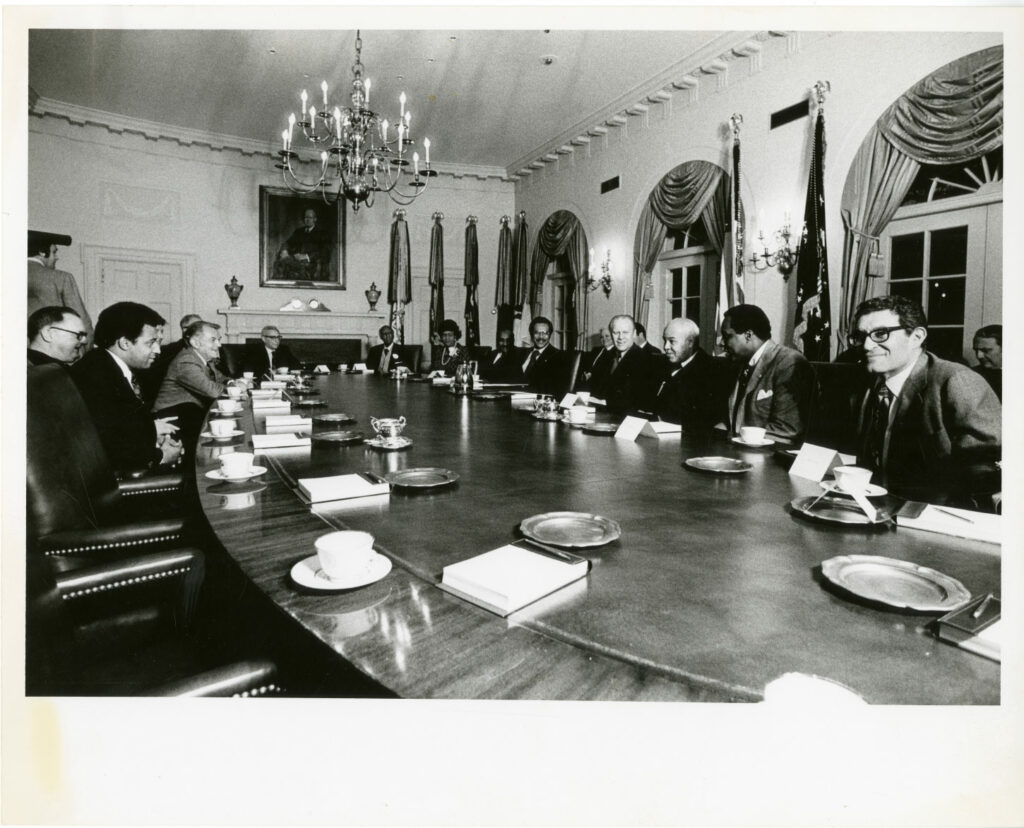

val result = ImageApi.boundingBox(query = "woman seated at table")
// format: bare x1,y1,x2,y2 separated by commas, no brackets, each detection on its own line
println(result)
437,319,468,376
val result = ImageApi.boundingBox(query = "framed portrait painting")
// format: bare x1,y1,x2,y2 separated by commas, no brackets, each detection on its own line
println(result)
259,186,346,289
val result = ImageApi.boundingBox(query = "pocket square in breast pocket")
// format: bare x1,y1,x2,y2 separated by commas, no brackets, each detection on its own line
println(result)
756,388,774,401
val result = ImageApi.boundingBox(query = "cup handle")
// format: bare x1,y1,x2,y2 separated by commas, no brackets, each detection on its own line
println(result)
397,416,406,427
370,417,380,431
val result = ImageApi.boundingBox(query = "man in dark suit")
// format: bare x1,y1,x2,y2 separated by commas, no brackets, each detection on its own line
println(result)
971,324,1002,401
138,312,201,402
581,327,615,397
27,230,94,343
28,306,88,367
603,314,657,415
521,316,565,396
367,325,403,376
853,296,1001,505
276,208,330,282
242,325,299,378
634,322,662,356
480,329,525,383
71,302,182,473
720,303,814,444
654,317,719,430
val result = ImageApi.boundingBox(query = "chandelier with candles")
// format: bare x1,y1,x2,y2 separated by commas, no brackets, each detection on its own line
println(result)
275,30,434,211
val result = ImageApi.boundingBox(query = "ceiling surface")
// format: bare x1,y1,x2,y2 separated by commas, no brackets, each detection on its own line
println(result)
28,28,733,173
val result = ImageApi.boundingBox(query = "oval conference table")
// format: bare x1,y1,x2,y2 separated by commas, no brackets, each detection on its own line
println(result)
196,373,1000,703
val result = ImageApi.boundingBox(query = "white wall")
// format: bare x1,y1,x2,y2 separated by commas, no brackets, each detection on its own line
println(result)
513,30,1003,347
28,117,514,350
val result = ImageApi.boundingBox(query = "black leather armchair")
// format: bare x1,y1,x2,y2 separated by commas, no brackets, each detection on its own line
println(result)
27,366,189,572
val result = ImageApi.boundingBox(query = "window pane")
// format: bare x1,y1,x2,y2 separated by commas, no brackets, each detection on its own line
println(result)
686,265,701,297
929,226,968,276
670,299,683,319
927,277,966,325
670,269,683,298
928,328,964,362
890,280,921,303
685,298,700,321
890,233,924,280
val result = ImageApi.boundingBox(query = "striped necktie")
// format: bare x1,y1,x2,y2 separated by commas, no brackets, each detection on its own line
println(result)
868,384,894,471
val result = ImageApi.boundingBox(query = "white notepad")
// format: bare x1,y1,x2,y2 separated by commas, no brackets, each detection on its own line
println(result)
297,473,389,503
896,505,1000,546
439,544,590,617
251,432,310,450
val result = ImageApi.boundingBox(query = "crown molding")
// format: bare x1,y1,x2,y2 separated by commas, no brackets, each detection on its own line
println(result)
31,96,510,182
506,30,788,177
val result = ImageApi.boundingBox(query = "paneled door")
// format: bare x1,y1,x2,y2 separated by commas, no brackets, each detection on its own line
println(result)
81,246,196,344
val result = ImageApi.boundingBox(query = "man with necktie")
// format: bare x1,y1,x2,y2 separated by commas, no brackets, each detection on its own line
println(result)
582,327,615,397
634,322,662,356
243,325,299,378
367,325,403,376
277,208,330,281
481,329,524,383
653,317,719,430
28,306,88,367
71,302,181,473
720,303,814,444
853,295,1001,506
521,316,565,396
603,314,657,415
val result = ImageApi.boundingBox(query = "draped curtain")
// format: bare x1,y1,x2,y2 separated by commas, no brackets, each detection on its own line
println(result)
428,214,445,341
387,209,412,344
464,218,480,347
839,45,1002,337
528,210,588,348
493,216,514,345
509,212,530,315
632,160,728,328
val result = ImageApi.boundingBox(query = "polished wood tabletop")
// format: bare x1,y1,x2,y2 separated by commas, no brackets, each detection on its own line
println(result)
195,374,1000,703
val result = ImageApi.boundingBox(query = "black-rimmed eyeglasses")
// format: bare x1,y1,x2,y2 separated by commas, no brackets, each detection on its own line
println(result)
50,326,88,342
848,326,907,347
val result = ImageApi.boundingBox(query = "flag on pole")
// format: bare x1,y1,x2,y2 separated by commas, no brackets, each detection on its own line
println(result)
730,125,746,306
464,216,480,347
792,103,832,362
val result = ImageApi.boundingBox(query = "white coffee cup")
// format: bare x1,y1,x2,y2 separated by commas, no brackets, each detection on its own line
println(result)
568,406,590,424
209,418,235,437
315,531,375,582
220,451,254,477
226,385,243,398
217,398,241,414
243,371,255,380
833,465,873,494
740,426,767,444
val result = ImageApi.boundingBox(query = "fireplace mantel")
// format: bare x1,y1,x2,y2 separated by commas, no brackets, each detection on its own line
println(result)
216,307,388,346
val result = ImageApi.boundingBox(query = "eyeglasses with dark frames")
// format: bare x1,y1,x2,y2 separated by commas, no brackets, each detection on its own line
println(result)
49,326,88,342
848,325,908,347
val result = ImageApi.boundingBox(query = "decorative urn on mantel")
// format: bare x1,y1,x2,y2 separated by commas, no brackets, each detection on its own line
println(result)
224,276,243,308
365,281,381,311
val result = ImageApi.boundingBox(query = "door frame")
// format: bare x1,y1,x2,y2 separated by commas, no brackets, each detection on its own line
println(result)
80,245,196,331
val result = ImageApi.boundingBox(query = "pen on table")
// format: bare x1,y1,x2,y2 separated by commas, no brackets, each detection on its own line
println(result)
972,593,993,619
933,506,974,524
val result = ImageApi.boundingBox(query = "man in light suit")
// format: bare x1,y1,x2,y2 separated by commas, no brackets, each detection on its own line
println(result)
654,317,719,430
853,295,1001,506
27,230,94,342
521,316,565,396
71,302,181,473
367,325,403,376
720,303,814,444
480,329,524,383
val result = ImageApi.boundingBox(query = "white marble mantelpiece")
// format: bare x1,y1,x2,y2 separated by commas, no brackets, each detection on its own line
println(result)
216,307,388,345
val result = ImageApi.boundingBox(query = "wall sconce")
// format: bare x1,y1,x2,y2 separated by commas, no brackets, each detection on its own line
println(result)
587,248,613,297
749,216,805,279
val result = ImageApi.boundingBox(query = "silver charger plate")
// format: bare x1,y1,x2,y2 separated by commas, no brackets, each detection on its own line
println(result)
294,399,327,407
684,456,753,474
820,554,971,612
520,511,621,548
384,467,460,488
312,430,366,444
314,413,357,424
364,435,413,451
790,496,892,526
582,423,618,435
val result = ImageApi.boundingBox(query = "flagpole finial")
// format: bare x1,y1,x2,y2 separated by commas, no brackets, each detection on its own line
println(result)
730,113,743,137
813,80,831,108
466,215,477,225
500,215,510,226
432,211,444,222
393,208,407,220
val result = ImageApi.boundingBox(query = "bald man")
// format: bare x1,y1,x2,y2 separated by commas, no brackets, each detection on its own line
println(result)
654,318,720,429
243,325,299,378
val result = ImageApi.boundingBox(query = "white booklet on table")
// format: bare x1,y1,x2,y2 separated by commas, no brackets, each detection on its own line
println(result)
297,473,389,504
439,543,590,617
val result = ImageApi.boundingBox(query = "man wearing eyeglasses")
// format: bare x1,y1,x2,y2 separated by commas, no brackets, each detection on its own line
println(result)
243,325,299,378
852,295,1001,506
28,306,88,366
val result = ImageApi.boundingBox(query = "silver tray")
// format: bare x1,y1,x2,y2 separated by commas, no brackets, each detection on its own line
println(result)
685,456,753,474
471,392,504,401
384,467,459,489
314,413,357,424
294,398,327,407
311,430,365,444
520,511,621,548
820,554,971,612
790,496,892,526
364,436,413,451
582,423,618,435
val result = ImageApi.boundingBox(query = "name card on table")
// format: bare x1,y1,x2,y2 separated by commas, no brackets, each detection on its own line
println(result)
615,416,648,441
313,364,331,374
559,393,578,409
352,363,368,373
639,420,681,439
788,443,847,482
252,398,292,413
